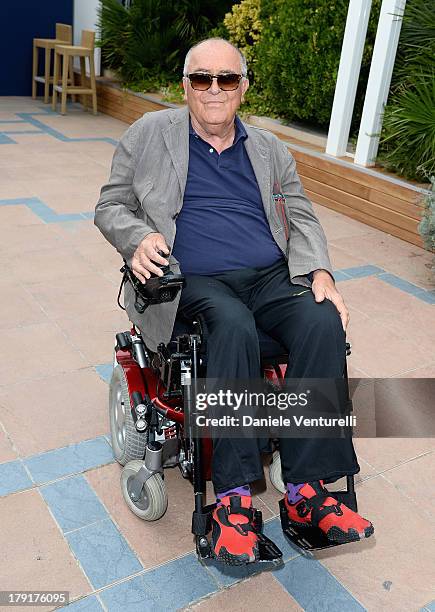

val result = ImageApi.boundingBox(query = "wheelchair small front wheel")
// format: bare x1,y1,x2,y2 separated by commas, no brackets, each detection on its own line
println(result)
109,365,147,466
269,450,286,493
121,460,168,521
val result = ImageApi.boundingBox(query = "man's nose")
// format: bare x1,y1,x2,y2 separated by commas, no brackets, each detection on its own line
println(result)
209,77,221,94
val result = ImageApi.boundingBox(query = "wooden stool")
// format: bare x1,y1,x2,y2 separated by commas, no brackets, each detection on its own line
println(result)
52,30,97,115
32,23,73,104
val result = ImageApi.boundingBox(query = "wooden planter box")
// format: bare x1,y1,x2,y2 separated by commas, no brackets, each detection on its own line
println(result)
97,78,429,248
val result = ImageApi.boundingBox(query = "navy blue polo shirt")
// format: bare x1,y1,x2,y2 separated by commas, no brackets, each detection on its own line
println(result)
171,116,284,275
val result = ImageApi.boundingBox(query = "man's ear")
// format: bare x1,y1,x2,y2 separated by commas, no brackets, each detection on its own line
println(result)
241,78,249,103
182,77,188,102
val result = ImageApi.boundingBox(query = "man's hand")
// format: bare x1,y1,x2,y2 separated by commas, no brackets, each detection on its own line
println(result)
131,233,170,283
311,269,349,332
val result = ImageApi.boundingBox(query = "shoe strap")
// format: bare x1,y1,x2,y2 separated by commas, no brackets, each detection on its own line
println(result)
217,506,256,536
301,493,344,527
228,495,254,521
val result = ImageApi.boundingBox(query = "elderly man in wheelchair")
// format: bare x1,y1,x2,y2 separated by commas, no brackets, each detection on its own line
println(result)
94,37,374,566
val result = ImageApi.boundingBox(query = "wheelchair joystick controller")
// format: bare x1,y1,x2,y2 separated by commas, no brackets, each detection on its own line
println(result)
119,252,185,314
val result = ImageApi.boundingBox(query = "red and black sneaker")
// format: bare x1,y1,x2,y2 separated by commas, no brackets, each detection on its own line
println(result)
211,494,260,565
283,481,374,544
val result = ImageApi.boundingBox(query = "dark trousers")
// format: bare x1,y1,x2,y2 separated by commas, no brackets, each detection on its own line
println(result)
178,259,360,493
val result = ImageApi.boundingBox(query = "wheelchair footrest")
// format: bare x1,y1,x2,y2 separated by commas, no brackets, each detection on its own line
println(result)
279,498,354,552
194,506,283,564
256,532,283,563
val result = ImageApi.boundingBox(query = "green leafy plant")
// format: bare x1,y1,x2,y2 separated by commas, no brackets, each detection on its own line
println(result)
379,0,435,182
223,0,262,68
97,0,178,83
161,81,185,104
418,179,435,274
380,75,435,180
97,0,233,84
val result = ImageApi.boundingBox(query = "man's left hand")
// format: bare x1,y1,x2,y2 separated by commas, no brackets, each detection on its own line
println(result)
311,270,349,332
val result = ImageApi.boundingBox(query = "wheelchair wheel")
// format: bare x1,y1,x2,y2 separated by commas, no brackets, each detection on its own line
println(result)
269,450,286,493
109,365,147,466
121,460,168,521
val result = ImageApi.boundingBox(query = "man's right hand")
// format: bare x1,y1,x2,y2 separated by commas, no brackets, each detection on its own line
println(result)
131,233,170,283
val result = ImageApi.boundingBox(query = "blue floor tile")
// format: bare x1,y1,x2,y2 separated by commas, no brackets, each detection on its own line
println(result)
24,436,114,484
340,265,385,278
333,271,352,282
60,595,103,611
102,137,119,146
273,555,365,611
15,113,118,148
0,134,16,144
100,553,218,612
378,273,425,296
0,119,26,123
95,363,113,384
0,196,94,224
416,292,435,305
424,601,435,611
40,475,108,533
1,129,42,135
46,213,86,223
17,114,72,142
66,518,142,589
0,460,33,496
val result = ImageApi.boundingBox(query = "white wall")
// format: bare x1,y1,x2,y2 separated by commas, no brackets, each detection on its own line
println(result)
73,0,101,75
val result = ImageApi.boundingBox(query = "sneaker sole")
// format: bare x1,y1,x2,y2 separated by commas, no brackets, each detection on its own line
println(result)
326,524,374,544
287,517,374,544
214,545,260,566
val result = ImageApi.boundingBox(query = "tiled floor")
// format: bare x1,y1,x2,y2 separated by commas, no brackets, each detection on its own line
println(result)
0,97,434,612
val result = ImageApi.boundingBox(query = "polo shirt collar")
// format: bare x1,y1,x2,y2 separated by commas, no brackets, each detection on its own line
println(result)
188,114,247,144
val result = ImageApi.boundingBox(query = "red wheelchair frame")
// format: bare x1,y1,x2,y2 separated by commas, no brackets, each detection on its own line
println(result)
110,318,357,562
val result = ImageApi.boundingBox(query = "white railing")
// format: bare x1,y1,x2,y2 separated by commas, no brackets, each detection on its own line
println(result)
326,0,407,167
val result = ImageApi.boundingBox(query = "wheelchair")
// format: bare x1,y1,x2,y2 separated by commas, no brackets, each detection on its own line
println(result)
108,259,357,563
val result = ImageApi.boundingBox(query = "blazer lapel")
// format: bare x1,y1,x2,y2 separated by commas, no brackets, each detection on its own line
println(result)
162,107,190,200
243,126,272,221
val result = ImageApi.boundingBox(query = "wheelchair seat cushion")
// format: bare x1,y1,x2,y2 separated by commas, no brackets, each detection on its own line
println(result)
171,316,288,364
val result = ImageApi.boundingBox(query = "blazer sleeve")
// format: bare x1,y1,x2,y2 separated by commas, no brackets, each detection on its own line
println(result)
94,120,156,261
275,139,334,286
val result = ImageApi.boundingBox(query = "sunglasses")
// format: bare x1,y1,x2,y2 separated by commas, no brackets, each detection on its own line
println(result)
186,72,242,91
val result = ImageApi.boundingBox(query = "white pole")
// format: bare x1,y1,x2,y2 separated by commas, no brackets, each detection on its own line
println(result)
73,0,102,76
326,0,372,157
354,0,406,166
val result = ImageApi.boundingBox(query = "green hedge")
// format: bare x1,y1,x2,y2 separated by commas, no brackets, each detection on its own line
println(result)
239,0,381,129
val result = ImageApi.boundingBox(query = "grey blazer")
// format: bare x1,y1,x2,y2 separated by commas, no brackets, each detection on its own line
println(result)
94,106,332,351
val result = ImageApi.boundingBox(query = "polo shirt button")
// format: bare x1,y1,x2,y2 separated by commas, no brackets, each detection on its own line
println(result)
209,148,213,153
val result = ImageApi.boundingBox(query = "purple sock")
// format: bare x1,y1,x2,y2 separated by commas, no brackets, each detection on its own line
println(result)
286,482,304,504
216,485,251,504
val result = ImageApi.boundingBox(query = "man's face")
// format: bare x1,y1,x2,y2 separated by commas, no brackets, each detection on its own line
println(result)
183,41,249,128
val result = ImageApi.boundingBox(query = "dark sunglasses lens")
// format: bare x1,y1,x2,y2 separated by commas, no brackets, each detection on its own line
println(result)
217,74,241,90
189,74,213,90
